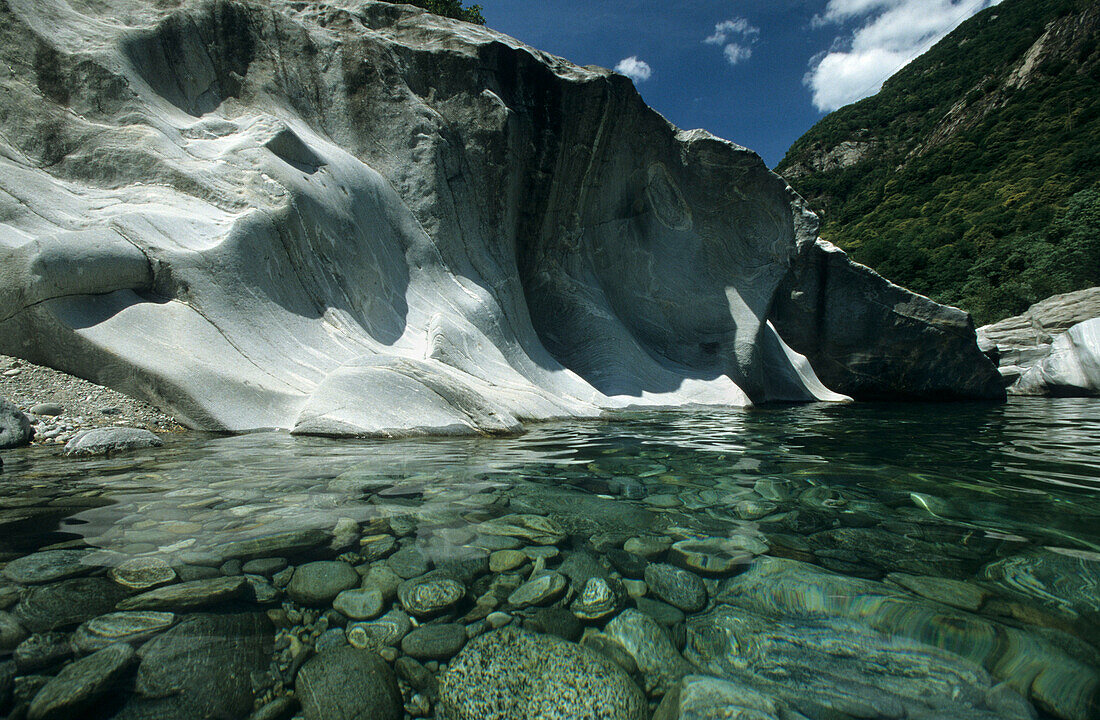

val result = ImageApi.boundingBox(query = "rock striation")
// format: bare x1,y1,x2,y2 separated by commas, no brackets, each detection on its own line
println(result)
0,0,1001,436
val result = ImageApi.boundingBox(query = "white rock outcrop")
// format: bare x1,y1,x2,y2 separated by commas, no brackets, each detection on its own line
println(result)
1012,319,1100,397
0,0,1001,436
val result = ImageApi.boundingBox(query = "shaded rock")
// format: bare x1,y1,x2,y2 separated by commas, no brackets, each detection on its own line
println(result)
401,623,467,661
529,606,583,642
0,610,27,652
14,633,73,673
428,544,489,584
73,611,176,653
108,557,176,591
644,564,707,612
242,557,288,577
120,613,272,720
286,561,358,606
27,643,135,720
440,627,647,720
63,428,162,457
116,576,247,611
3,550,96,585
634,598,685,627
770,239,1004,400
29,403,63,417
656,674,792,720
607,549,648,579
16,578,127,632
0,399,33,449
296,645,400,720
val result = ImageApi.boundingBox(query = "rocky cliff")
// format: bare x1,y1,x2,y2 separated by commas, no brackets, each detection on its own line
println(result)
778,0,1100,325
0,0,1002,436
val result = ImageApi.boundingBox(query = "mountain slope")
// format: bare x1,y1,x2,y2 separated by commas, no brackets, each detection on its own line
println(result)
777,0,1100,325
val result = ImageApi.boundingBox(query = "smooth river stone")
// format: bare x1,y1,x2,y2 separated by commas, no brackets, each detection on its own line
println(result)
508,572,567,609
347,610,411,649
489,550,527,573
63,427,162,456
439,627,647,720
286,561,359,606
333,586,386,621
73,611,176,652
28,644,135,720
0,611,27,652
219,529,330,561
624,536,672,559
644,564,707,613
476,515,565,546
398,572,466,617
669,538,754,576
2,550,97,585
16,578,128,633
116,576,247,611
401,623,467,661
571,578,624,622
296,645,401,720
108,557,176,591
603,609,695,697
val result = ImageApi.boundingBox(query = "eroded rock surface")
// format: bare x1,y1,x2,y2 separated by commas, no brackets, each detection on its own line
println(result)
0,0,1000,436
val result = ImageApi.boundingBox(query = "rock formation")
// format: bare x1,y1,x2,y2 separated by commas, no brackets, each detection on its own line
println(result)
0,0,1002,436
977,287,1100,390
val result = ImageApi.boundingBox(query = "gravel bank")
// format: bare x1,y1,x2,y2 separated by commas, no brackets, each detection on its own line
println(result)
0,355,185,445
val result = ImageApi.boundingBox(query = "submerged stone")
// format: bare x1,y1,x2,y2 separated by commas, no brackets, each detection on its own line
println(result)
644,564,707,612
28,643,135,720
296,646,401,720
16,578,127,633
73,612,176,653
476,515,565,546
3,550,97,585
116,576,247,611
398,572,466,618
108,557,176,591
439,627,647,720
286,561,358,606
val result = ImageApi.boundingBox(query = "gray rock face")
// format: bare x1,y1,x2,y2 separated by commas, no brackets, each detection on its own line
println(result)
0,399,33,449
439,627,647,720
1011,319,1100,397
977,287,1100,384
0,0,994,437
62,427,163,457
769,240,1004,400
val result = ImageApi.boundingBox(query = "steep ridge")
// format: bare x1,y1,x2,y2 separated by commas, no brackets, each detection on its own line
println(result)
0,0,1001,436
778,0,1100,325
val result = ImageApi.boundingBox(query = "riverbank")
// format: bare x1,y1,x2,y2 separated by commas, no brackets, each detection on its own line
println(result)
0,355,184,446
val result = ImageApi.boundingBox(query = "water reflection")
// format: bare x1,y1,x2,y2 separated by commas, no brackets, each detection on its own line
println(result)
0,398,1097,720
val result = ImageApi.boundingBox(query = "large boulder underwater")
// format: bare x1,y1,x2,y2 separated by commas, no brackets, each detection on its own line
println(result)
0,0,1003,437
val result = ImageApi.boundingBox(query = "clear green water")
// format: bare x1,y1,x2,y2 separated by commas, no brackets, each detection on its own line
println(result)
1,398,1098,719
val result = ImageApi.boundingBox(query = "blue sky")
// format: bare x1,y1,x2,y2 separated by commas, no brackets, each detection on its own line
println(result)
476,0,1001,167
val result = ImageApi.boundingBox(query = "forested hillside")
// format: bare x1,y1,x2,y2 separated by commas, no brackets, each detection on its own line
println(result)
778,0,1100,324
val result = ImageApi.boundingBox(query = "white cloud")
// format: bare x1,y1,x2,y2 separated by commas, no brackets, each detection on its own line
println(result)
705,18,759,45
724,44,753,65
704,17,760,66
614,56,653,83
806,0,1003,111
